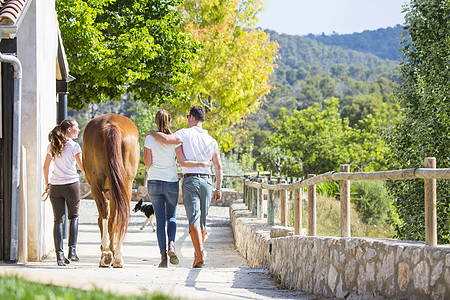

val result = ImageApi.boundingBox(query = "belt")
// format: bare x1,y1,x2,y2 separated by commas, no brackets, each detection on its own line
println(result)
183,173,210,178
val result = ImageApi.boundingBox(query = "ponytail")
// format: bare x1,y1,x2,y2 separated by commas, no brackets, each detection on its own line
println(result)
155,109,172,135
48,119,76,158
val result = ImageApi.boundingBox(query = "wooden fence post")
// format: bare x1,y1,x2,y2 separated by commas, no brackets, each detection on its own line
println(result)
248,186,251,212
257,179,264,220
268,189,275,225
243,181,247,206
294,188,302,235
280,189,288,226
252,187,258,216
340,164,351,237
307,174,316,236
424,157,437,246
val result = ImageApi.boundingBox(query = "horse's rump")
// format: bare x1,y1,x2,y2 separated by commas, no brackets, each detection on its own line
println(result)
83,113,139,246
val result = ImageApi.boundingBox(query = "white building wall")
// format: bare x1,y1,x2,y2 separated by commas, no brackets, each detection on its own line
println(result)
17,0,58,261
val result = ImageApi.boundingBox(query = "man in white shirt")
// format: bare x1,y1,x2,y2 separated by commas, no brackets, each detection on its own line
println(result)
147,106,223,268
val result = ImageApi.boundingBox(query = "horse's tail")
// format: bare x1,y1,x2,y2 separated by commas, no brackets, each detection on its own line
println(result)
103,124,130,243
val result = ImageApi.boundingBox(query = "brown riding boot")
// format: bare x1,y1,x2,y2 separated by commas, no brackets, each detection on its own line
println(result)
202,230,207,247
189,226,205,268
159,250,168,268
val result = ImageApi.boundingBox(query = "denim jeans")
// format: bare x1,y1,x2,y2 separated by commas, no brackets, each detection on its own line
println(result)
182,176,212,232
147,180,179,253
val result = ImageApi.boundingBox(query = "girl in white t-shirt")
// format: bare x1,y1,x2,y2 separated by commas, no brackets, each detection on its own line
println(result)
43,119,84,266
144,109,210,268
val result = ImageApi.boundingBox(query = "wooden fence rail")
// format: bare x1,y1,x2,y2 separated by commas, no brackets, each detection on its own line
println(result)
242,157,445,246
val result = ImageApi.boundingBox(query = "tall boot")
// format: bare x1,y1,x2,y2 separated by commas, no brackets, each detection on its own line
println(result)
199,230,207,262
189,226,205,268
168,239,179,265
54,222,70,266
202,230,207,247
68,217,79,261
159,250,168,268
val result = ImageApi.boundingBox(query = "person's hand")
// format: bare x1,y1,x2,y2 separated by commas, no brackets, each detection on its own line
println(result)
201,161,212,167
45,183,51,192
212,189,222,203
145,130,156,137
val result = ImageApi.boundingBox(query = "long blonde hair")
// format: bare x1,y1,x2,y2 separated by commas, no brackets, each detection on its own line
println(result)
155,109,172,135
48,119,76,158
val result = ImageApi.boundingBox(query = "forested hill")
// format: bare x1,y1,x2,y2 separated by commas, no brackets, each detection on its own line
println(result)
305,25,403,61
265,29,399,77
236,27,402,161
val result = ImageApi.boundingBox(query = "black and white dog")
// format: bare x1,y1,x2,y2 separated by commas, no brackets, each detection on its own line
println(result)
133,199,155,231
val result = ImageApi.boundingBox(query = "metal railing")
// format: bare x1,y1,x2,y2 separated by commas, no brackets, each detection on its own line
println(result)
242,157,447,246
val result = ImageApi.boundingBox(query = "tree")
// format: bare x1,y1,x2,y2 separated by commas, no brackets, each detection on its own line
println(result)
385,0,450,243
56,0,200,110
263,98,388,177
169,0,279,151
257,147,298,175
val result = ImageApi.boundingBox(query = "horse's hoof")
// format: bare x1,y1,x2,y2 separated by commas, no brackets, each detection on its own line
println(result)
100,251,113,267
113,258,124,268
140,227,143,230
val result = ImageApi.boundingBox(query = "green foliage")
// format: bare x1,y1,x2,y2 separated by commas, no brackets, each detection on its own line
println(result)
385,0,450,244
316,180,340,199
257,146,299,176
218,154,245,191
263,98,389,176
134,159,147,186
56,0,200,110
0,275,179,300
352,181,391,225
129,102,159,154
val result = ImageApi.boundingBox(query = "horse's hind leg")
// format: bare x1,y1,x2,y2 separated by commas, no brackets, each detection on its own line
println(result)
107,200,123,268
92,186,113,267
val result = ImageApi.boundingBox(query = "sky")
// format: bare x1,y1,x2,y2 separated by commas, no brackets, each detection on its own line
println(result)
256,0,408,36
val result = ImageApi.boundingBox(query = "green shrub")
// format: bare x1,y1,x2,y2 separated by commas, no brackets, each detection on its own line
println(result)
352,181,391,225
134,159,147,186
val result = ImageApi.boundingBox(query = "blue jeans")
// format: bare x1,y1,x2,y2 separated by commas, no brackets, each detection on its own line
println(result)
182,176,212,232
147,180,179,253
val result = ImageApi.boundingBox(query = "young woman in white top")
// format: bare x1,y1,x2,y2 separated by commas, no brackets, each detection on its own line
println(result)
43,119,84,266
144,109,210,268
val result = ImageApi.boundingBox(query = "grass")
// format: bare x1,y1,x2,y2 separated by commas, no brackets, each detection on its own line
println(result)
0,275,181,300
288,193,394,239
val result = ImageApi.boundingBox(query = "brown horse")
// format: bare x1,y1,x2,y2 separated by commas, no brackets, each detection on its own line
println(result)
82,113,139,268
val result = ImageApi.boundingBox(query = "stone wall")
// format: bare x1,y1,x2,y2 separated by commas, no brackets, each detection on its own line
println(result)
230,200,450,299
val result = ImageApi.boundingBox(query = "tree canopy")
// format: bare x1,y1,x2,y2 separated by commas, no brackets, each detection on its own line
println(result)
263,98,389,177
56,0,200,110
385,0,450,243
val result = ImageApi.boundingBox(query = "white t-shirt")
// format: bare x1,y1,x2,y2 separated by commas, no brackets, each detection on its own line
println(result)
175,127,219,175
47,138,81,185
144,134,179,182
